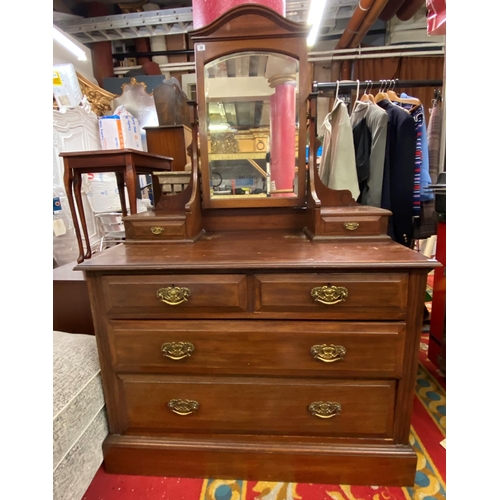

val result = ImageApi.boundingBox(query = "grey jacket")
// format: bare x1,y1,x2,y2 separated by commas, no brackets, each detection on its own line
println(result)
350,100,388,207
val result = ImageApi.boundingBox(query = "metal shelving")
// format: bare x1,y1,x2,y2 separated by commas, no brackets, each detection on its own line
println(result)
53,1,360,43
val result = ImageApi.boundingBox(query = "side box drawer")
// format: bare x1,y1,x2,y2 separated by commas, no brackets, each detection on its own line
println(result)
321,215,387,237
125,219,187,240
108,320,406,378
118,375,396,438
102,274,247,318
253,273,408,319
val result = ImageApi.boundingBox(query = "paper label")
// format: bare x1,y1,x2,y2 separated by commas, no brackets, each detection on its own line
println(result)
53,218,67,236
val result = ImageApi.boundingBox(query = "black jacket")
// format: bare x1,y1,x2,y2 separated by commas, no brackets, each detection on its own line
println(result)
377,99,416,247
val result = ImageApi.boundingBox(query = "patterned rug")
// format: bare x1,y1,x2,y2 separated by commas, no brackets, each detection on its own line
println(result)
82,338,446,500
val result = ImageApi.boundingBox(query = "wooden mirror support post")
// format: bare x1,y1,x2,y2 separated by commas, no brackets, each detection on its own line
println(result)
123,101,203,243
304,91,392,241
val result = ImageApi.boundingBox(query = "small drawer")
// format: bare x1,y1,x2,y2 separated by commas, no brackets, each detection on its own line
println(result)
118,374,396,438
102,274,247,318
124,216,187,240
253,273,408,319
108,320,405,378
321,215,387,237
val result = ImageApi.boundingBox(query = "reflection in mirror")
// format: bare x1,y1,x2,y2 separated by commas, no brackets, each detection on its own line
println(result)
205,52,299,200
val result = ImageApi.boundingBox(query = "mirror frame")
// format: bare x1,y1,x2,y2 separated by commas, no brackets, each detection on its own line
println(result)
191,4,309,210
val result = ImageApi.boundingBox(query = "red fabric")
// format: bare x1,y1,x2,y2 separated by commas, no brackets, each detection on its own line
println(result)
426,0,446,35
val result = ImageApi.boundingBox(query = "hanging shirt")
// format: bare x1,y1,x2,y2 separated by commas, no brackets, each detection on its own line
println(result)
318,98,360,200
350,101,388,207
414,101,442,239
397,94,434,205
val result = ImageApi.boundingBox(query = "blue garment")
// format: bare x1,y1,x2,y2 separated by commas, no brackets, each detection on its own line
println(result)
398,94,434,203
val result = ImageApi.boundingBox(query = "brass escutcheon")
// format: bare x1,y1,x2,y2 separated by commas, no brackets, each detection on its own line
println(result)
156,286,191,306
308,401,342,419
151,226,165,235
311,344,347,363
311,285,348,305
161,341,195,360
343,222,359,231
168,399,199,416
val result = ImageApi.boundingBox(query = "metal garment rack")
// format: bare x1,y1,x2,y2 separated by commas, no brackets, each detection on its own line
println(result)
312,79,444,93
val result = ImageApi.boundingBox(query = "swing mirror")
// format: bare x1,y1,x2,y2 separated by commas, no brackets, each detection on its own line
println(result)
191,4,308,209
204,52,300,203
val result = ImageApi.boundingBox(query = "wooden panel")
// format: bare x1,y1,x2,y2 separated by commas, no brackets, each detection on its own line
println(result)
119,374,396,438
144,125,192,171
102,274,248,317
254,273,408,319
76,232,438,272
103,434,417,486
53,262,94,335
108,320,405,378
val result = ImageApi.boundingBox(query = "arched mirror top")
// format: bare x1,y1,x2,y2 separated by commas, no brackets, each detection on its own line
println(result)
192,4,309,209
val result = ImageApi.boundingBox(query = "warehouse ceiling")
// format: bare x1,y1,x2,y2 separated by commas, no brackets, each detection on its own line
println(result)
53,0,442,54
52,0,387,45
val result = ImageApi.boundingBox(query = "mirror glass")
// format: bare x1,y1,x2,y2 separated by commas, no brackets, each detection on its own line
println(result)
205,52,299,200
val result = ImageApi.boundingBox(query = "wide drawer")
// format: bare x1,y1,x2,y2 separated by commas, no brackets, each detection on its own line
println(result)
253,273,408,319
118,374,396,438
101,274,247,317
108,320,405,378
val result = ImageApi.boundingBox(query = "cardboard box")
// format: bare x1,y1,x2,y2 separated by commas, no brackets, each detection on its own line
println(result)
98,106,143,151
53,63,83,109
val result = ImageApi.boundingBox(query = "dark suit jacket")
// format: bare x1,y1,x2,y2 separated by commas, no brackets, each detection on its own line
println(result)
377,99,416,247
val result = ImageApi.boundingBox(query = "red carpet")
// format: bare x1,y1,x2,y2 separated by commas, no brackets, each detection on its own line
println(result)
82,336,446,500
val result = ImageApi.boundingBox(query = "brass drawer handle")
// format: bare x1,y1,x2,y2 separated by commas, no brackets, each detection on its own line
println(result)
151,226,164,235
343,222,359,231
161,341,194,360
168,399,199,416
311,344,346,363
311,285,348,305
156,286,191,306
308,401,342,419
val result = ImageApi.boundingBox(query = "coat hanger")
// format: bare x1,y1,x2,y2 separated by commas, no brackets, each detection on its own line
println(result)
433,88,443,105
351,79,361,113
374,79,389,103
389,78,421,106
360,80,375,103
327,80,340,115
386,79,399,101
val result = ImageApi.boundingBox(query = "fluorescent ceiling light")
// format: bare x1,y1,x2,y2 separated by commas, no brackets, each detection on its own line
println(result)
307,0,328,47
53,26,87,61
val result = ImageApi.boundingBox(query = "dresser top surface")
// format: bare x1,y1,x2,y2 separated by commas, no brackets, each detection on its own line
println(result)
76,230,438,272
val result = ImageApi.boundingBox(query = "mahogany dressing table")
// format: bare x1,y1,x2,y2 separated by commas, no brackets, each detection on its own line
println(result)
76,5,438,486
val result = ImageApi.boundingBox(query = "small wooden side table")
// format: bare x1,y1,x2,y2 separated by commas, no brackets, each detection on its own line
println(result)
60,149,173,263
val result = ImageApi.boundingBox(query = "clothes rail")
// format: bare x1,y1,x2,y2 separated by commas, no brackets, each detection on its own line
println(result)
312,79,443,93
